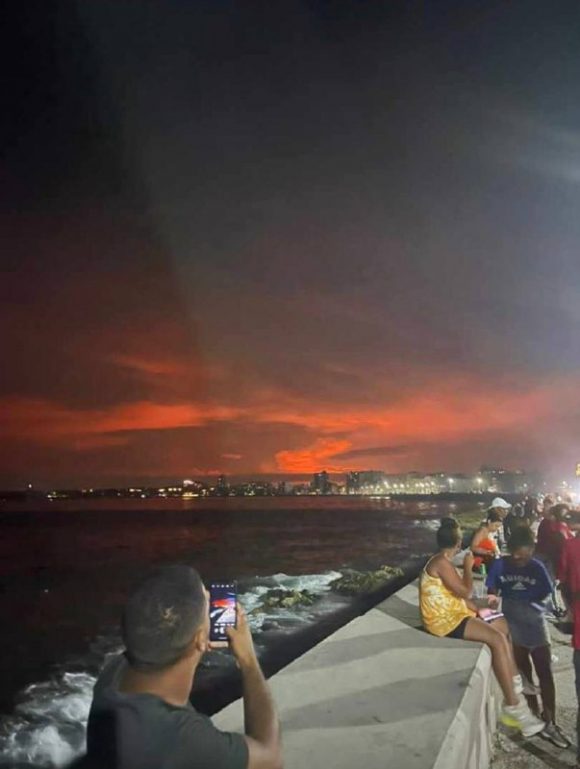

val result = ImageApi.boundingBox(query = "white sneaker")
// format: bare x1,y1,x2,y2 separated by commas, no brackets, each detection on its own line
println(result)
513,674,541,696
501,701,546,738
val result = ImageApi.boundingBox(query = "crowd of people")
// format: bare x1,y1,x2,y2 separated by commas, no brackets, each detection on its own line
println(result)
67,493,580,769
420,494,580,762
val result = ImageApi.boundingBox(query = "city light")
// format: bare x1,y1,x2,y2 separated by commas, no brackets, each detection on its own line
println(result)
30,465,555,502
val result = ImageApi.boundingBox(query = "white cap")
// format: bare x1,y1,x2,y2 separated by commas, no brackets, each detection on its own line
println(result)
491,497,511,509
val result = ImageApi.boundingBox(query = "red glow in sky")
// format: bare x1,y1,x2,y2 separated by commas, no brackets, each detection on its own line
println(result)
3,2,580,486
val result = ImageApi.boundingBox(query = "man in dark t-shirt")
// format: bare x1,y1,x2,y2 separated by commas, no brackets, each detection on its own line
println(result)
85,565,282,769
88,653,247,769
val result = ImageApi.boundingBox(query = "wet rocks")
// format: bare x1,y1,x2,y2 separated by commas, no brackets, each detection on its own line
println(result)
329,565,404,595
261,589,318,609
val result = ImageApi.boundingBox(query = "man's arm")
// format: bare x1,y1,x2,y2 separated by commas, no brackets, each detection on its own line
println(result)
226,608,283,769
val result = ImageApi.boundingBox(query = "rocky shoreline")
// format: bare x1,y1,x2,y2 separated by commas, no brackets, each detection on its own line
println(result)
193,510,482,716
191,555,424,716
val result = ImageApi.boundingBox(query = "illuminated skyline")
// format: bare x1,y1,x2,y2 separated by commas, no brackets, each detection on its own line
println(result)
2,2,580,487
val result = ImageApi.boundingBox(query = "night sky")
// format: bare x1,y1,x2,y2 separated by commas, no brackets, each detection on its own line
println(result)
2,1,580,487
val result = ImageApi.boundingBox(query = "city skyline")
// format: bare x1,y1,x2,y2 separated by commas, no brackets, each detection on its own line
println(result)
6,464,573,497
2,2,580,488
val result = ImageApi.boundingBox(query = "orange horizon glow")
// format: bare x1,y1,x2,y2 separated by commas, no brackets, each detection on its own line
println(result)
0,368,577,479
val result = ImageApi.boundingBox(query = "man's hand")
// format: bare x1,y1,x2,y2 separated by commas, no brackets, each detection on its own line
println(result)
226,605,258,669
487,594,500,609
463,551,474,572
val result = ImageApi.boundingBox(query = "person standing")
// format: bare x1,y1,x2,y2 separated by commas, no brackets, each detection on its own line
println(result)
558,534,580,768
504,503,525,543
486,526,569,748
489,497,512,550
551,504,574,568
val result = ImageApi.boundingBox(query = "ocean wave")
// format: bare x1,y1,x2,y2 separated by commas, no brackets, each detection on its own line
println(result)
0,672,96,768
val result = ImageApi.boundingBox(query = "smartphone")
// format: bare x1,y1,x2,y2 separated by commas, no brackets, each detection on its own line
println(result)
478,607,504,623
209,582,237,647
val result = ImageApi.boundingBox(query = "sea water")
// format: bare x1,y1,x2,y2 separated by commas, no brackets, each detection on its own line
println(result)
0,496,483,767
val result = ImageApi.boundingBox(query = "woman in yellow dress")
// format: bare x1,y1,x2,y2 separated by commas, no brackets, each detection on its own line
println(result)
420,519,545,738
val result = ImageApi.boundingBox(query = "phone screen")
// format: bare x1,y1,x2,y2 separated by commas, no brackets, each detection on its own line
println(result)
209,582,237,642
478,608,504,623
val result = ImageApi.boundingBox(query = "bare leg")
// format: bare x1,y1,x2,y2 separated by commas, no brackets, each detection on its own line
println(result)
463,618,518,706
513,644,540,716
489,616,518,676
531,645,555,723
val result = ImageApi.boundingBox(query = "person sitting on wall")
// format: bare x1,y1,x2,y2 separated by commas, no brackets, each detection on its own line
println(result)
85,565,283,769
420,521,545,737
470,511,502,572
486,526,570,748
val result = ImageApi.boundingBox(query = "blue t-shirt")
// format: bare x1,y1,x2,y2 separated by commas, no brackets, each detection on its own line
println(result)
486,556,553,604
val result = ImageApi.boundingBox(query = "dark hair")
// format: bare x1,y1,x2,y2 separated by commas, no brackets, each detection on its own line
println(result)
552,504,569,522
508,526,535,552
122,565,206,671
486,510,502,524
436,522,461,549
440,516,458,528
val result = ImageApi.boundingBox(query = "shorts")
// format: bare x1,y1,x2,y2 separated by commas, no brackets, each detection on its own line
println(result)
502,599,550,649
445,617,470,639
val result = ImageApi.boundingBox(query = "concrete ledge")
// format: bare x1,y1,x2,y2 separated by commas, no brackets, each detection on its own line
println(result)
214,581,501,769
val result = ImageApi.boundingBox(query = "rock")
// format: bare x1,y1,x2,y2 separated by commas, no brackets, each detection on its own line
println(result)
260,621,279,632
329,565,404,596
261,589,318,609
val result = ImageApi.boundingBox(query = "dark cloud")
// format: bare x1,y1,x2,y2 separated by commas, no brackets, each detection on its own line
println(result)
2,1,580,485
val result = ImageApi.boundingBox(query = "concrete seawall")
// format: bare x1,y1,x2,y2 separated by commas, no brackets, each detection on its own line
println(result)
215,581,501,769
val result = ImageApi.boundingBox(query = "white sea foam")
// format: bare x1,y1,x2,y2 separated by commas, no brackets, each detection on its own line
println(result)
413,518,440,531
0,671,97,767
239,571,342,632
0,571,343,768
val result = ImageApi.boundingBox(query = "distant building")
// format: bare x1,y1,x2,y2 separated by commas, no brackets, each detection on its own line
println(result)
346,471,360,493
216,474,229,493
346,470,387,494
445,474,473,493
479,467,537,494
312,471,331,494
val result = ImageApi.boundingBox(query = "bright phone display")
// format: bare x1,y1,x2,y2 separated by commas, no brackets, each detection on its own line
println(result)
209,582,237,643
478,607,504,623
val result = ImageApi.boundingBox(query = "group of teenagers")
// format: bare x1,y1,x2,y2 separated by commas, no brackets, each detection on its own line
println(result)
420,495,580,760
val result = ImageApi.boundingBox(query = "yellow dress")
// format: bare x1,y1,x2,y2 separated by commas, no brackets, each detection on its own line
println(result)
420,559,476,637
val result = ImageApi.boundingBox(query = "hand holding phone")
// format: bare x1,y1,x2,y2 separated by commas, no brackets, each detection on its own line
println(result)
225,605,258,669
209,582,237,648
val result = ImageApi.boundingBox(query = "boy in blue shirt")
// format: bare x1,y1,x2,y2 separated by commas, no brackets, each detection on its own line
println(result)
487,526,570,748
